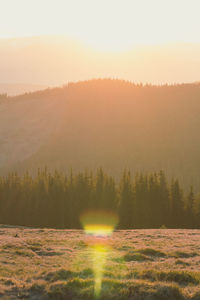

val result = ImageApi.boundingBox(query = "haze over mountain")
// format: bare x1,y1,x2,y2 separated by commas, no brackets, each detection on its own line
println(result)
1,79,200,190
0,83,48,96
0,36,200,90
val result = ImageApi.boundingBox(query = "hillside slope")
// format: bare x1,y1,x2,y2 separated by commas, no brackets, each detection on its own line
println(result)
1,79,200,189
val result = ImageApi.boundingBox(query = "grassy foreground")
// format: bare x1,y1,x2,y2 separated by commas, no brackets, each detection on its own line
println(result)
1,227,200,299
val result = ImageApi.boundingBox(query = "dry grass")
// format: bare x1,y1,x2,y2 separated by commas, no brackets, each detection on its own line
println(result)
1,227,200,299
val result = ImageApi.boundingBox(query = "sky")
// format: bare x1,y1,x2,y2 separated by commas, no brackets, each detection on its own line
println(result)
0,0,200,87
1,0,200,51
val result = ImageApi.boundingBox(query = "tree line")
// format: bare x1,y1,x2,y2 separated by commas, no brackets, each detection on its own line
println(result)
0,168,199,229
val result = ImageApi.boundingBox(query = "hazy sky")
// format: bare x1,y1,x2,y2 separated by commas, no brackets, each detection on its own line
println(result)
1,0,200,51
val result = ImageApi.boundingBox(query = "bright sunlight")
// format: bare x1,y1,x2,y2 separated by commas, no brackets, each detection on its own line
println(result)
1,0,200,51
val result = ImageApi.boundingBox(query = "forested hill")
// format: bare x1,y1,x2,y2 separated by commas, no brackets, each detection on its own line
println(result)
1,79,200,190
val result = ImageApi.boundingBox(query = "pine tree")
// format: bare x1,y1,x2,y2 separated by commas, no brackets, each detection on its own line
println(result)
134,173,150,228
186,186,195,228
158,171,170,227
0,168,197,229
170,179,184,228
119,170,134,228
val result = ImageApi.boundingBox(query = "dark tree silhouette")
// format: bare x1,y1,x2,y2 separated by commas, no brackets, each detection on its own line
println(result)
0,169,200,229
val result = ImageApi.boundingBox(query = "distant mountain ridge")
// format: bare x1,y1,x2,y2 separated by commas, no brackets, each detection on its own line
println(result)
0,36,200,85
1,79,200,190
0,83,48,96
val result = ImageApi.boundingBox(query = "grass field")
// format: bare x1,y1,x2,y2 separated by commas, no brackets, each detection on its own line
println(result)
1,226,200,299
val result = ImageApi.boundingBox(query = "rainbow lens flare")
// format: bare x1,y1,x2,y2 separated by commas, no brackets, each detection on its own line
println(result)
84,224,114,237
80,210,118,237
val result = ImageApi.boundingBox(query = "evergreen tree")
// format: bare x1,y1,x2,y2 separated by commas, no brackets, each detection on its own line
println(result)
158,171,170,227
118,170,134,228
186,186,195,228
134,173,150,228
170,179,184,228
0,168,197,229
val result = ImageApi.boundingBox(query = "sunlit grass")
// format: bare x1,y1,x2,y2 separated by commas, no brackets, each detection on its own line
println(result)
1,228,200,299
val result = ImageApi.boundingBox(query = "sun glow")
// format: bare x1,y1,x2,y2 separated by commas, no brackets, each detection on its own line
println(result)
1,0,200,51
80,210,119,236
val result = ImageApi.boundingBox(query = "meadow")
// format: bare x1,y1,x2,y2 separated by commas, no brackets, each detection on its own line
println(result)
1,226,200,299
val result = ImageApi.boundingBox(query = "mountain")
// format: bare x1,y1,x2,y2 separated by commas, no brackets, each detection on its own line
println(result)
0,36,200,85
1,79,200,190
0,83,48,96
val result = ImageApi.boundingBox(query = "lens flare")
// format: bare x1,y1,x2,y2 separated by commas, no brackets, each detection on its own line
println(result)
84,224,114,237
80,210,118,236
92,244,107,297
80,210,118,298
